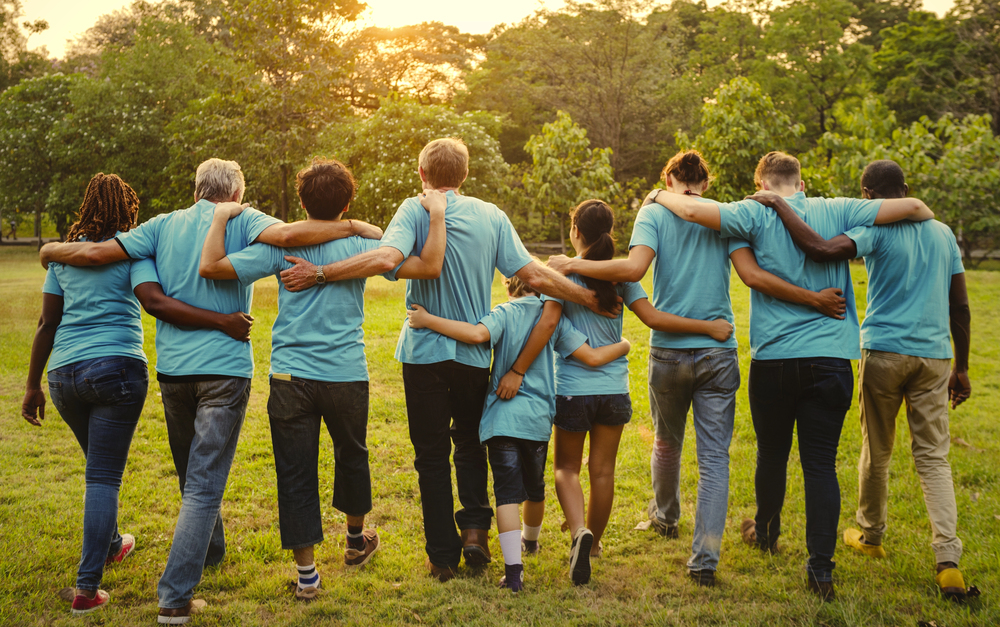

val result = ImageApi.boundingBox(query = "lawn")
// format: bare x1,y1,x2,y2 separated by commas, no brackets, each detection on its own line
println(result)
1,245,997,626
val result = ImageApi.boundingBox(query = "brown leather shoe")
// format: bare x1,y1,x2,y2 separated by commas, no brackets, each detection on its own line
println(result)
807,579,835,602
461,529,491,566
426,558,456,583
741,518,779,554
157,599,207,624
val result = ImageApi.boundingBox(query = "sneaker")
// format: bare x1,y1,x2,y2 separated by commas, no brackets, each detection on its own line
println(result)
157,599,207,624
807,579,835,602
106,533,136,565
521,537,540,555
569,528,594,585
71,590,109,615
499,563,524,593
936,563,967,602
843,528,886,558
344,529,380,567
689,569,716,587
294,582,320,601
647,500,678,539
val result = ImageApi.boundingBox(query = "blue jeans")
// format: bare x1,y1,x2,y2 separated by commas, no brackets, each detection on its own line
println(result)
648,347,739,573
48,356,149,591
748,358,853,583
156,377,251,609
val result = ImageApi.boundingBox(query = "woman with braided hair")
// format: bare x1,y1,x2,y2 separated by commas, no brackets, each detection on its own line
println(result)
21,173,254,616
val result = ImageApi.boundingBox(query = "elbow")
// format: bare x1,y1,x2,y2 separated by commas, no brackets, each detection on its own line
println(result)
626,266,645,283
198,265,212,279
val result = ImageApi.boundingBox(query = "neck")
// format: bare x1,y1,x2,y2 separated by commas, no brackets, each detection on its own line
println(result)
668,184,702,196
769,185,800,198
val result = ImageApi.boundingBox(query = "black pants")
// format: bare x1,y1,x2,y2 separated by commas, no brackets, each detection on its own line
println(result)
402,361,492,568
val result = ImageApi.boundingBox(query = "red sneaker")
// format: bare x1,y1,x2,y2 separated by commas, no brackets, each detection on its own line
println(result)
71,590,109,615
106,533,136,565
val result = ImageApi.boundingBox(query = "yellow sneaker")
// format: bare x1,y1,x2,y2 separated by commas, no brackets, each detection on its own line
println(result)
935,567,967,601
843,528,886,558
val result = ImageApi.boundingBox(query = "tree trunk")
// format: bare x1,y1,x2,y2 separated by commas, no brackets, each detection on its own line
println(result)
279,164,290,222
559,213,566,255
35,205,42,250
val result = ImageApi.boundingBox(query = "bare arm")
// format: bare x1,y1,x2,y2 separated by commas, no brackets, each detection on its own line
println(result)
873,198,934,224
730,247,847,319
406,304,491,344
547,245,655,283
39,240,129,269
515,261,618,318
395,191,447,280
745,192,858,262
279,247,405,292
496,300,562,400
650,190,721,231
629,298,734,342
253,215,383,247
133,282,253,342
570,338,631,367
199,204,243,280
949,272,971,408
22,293,63,426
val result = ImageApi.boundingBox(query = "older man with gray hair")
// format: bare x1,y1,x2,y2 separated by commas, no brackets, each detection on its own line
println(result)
41,158,382,623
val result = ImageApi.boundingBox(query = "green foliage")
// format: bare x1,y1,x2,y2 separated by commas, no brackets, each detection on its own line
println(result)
0,0,51,91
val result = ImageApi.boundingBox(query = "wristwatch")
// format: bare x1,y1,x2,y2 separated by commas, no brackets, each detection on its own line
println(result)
649,189,663,201
315,267,326,284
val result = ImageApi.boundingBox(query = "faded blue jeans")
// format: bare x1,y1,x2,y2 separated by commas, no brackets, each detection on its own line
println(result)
156,377,251,610
648,347,739,573
48,356,149,591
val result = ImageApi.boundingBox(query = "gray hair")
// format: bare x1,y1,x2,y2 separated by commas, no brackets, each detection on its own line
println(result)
194,158,245,202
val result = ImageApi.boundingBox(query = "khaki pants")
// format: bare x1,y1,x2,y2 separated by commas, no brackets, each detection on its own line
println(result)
857,349,962,564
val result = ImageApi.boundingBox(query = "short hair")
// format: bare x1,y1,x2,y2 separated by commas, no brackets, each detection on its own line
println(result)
419,138,469,189
754,151,801,189
504,255,540,298
861,159,907,198
662,150,714,188
195,158,245,202
296,157,356,220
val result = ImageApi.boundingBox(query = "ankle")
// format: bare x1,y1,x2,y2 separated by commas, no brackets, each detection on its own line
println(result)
77,588,97,600
937,561,959,573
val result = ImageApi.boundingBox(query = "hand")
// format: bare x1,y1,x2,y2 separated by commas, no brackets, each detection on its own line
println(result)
745,191,783,208
547,254,574,276
812,287,847,319
419,190,447,215
496,370,524,400
351,220,383,240
406,304,430,328
214,202,249,220
279,256,320,292
708,318,735,342
39,242,59,269
949,370,971,409
220,312,253,342
585,292,623,319
21,388,45,426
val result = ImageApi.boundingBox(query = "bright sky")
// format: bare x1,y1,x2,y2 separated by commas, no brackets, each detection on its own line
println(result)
23,0,957,59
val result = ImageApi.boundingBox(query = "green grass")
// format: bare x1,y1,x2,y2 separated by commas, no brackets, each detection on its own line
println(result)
1,246,998,626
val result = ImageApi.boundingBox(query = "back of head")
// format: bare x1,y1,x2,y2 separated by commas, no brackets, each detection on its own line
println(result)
419,138,469,189
861,159,907,199
195,158,245,203
65,173,140,243
505,255,540,298
571,199,618,313
296,157,356,220
754,151,801,190
662,150,713,188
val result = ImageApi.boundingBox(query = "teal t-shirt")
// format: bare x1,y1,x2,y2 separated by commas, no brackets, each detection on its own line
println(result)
381,190,534,369
629,201,743,350
42,234,159,371
845,220,964,359
115,200,281,378
477,297,588,443
227,237,394,382
541,272,646,396
718,192,883,360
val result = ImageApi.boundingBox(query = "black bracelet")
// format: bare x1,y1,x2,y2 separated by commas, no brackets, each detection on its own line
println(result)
510,367,525,377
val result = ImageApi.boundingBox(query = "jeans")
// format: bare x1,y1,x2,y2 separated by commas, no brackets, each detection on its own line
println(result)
402,361,492,568
486,437,548,506
48,357,149,591
648,347,739,573
748,357,853,583
268,377,372,550
156,377,251,609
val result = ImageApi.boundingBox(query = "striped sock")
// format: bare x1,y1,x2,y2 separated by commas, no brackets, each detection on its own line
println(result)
297,563,320,591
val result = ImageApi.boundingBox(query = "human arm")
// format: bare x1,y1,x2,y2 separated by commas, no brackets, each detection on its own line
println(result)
496,300,562,400
948,272,971,408
745,191,858,262
569,338,631,367
22,293,63,426
730,247,847,319
251,209,383,247
405,304,491,344
872,198,934,225
649,189,721,231
547,245,655,283
39,240,129,269
198,203,243,280
629,298,734,342
133,282,253,342
395,190,447,280
514,261,618,318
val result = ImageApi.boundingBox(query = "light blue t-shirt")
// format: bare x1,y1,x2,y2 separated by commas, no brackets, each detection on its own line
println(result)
541,272,646,396
629,201,744,350
477,297,588,443
227,237,395,382
719,192,883,360
845,220,964,359
116,200,281,378
42,234,159,371
382,190,534,369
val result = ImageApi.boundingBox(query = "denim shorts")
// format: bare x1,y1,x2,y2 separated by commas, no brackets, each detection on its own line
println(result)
486,437,548,506
554,393,633,432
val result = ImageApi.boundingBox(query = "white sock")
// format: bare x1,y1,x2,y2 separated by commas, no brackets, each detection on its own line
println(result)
498,530,522,566
521,523,542,542
296,563,320,590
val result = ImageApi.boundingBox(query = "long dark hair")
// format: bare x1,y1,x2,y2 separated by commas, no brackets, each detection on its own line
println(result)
65,173,140,243
571,199,618,312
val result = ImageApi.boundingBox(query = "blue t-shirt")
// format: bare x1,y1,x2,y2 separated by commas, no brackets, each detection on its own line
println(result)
845,220,964,359
42,233,159,371
629,201,743,350
381,190,534,369
541,273,646,396
115,200,281,378
477,297,588,443
718,192,883,360
227,237,394,382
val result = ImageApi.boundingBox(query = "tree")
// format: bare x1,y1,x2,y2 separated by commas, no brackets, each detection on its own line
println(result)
0,0,51,91
951,0,1000,134
849,0,921,49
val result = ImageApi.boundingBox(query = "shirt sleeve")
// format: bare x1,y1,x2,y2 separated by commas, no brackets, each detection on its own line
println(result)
495,210,533,277
839,197,883,230
115,215,162,259
552,317,588,359
42,266,63,296
380,201,420,258
727,238,751,254
228,243,285,285
844,225,877,259
620,281,647,307
129,257,160,289
477,305,505,348
539,293,566,307
242,208,283,246
628,206,660,254
947,227,965,276
718,199,761,241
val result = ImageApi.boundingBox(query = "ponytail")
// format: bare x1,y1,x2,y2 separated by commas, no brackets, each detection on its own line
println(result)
570,200,618,313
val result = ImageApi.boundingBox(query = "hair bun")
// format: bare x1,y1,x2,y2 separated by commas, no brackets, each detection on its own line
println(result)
681,153,700,165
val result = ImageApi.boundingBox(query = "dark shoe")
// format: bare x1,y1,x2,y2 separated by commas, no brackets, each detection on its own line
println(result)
807,579,835,602
157,600,208,624
344,529,380,567
426,558,456,583
569,528,594,585
741,518,778,553
647,500,678,538
499,563,524,592
461,529,491,566
521,537,540,555
689,569,716,587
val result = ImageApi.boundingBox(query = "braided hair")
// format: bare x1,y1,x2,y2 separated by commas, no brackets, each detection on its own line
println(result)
64,173,140,243
570,199,619,313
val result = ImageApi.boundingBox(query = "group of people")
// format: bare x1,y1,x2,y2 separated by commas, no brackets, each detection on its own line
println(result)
21,136,972,622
